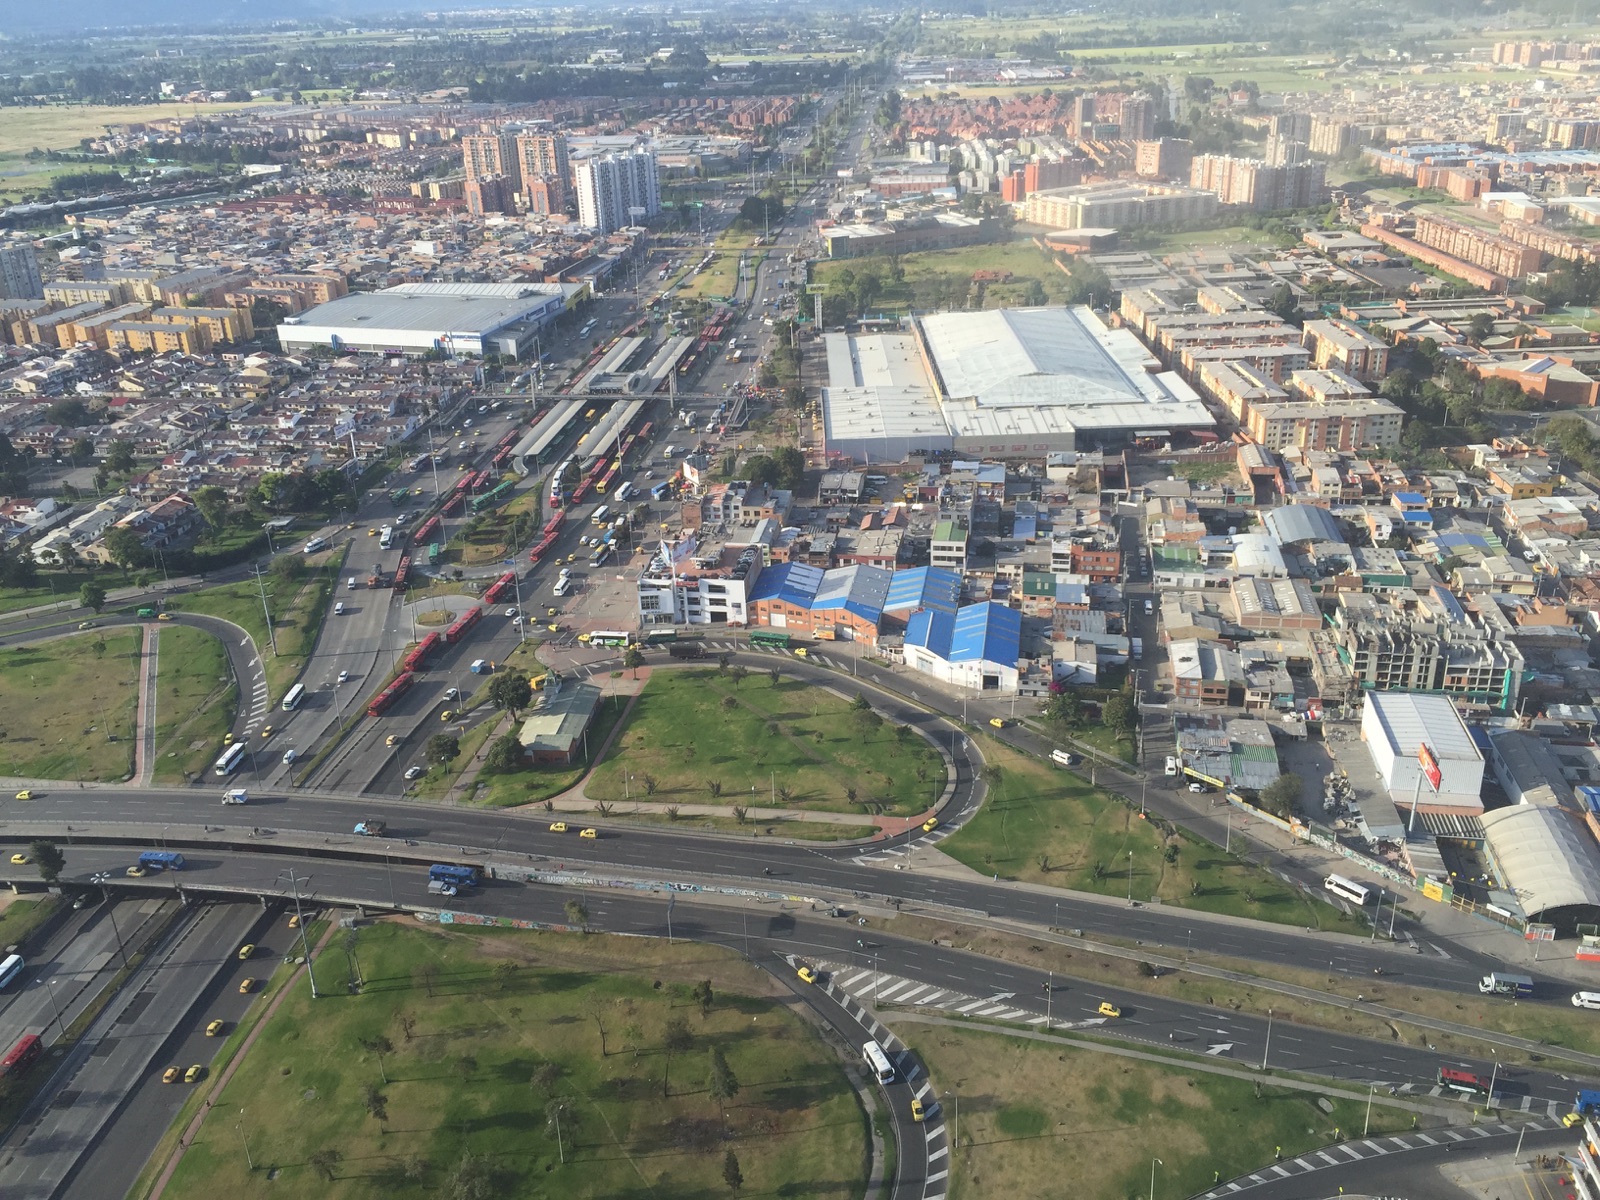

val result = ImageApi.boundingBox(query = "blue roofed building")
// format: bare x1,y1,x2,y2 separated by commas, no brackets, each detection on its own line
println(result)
904,600,1022,692
882,566,964,627
748,562,891,644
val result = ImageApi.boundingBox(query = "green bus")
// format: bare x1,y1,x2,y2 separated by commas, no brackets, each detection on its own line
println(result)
137,606,158,618
643,629,678,645
750,630,791,649
426,542,441,566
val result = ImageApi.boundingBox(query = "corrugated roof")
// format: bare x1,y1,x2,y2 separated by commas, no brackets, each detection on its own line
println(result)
949,601,1021,668
748,562,825,607
884,567,963,615
1364,693,1480,763
811,564,893,622
1480,804,1600,919
1263,504,1341,546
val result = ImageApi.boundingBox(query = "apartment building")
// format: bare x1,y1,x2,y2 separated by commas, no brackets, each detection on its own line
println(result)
1134,138,1195,180
1286,369,1371,403
43,281,129,308
1360,222,1510,291
1170,638,1243,706
572,149,661,235
462,131,518,216
931,520,969,571
513,133,572,216
106,321,212,355
150,306,253,344
1413,214,1544,280
1300,318,1389,382
60,303,152,349
1308,117,1357,158
1244,395,1405,452
1198,359,1288,421
1190,155,1327,211
0,244,43,301
1023,183,1218,229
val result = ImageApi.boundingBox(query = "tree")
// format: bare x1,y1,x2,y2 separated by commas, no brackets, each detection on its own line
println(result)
309,1148,343,1182
1258,773,1303,818
105,441,135,474
1045,690,1083,727
564,898,588,931
730,665,748,689
46,399,91,428
29,841,64,885
362,1082,389,1129
442,1149,497,1200
1102,693,1134,733
662,1015,693,1097
722,1149,744,1196
485,733,523,772
69,436,96,465
1467,312,1495,343
707,1046,741,1121
359,1034,394,1083
853,708,883,742
488,671,533,718
193,485,230,531
849,692,871,712
622,645,644,676
1265,282,1299,324
691,979,714,1018
103,526,148,573
271,553,303,584
78,582,106,613
426,734,460,765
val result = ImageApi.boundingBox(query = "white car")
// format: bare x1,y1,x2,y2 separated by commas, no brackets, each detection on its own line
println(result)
505,607,519,618
558,566,571,580
337,670,351,685
443,687,460,700
404,765,425,781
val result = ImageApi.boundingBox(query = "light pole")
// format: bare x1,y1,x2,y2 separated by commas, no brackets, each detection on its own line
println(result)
1261,1008,1274,1071
1150,1156,1162,1200
1487,1055,1499,1104
948,1086,959,1150
1363,1084,1374,1137
277,867,319,999
1045,972,1052,1030
1127,851,1134,905
239,1108,255,1170
43,976,65,1037
90,872,126,968
1372,889,1384,941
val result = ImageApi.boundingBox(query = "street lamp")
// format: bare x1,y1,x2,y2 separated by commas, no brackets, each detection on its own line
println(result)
43,976,65,1037
1261,1008,1274,1071
276,867,319,999
1150,1156,1162,1200
90,872,126,968
238,1108,255,1170
1127,850,1135,906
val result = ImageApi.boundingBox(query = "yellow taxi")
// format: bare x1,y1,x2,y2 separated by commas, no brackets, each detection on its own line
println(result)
440,710,454,722
126,864,147,877
223,733,234,745
184,1064,204,1083
206,1020,225,1037
793,647,808,658
988,717,1008,729
239,978,256,994
9,852,28,865
158,613,172,621
921,817,939,833
14,790,32,800
579,827,598,839
385,734,400,747
162,1066,179,1084
910,1096,926,1122
260,725,273,739
549,821,569,833
797,965,819,984
367,528,378,537
238,944,254,960
1097,1002,1122,1019
288,913,300,928
1564,1111,1586,1128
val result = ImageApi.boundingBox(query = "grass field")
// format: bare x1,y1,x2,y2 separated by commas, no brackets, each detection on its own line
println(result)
586,670,946,816
0,101,266,157
162,574,332,707
0,630,141,781
1159,460,1243,485
0,896,61,951
941,738,1334,929
673,250,746,302
473,693,630,808
150,625,237,784
812,238,1067,315
911,1025,1406,1200
0,569,114,618
158,920,867,1200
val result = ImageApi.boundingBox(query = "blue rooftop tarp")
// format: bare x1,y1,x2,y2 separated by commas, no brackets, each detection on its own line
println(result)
884,566,963,615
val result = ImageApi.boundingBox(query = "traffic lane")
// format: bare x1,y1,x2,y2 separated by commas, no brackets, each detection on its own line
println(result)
754,959,930,1200
0,901,121,1042
9,852,1585,1108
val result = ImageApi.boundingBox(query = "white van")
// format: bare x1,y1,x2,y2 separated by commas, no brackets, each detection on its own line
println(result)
334,601,346,615
1164,755,1178,776
1573,992,1600,1010
222,788,249,805
1050,749,1078,768
347,576,357,590
304,536,328,554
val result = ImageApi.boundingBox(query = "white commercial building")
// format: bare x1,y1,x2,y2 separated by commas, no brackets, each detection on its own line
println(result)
820,306,1214,463
572,148,660,235
277,282,581,360
1360,692,1485,815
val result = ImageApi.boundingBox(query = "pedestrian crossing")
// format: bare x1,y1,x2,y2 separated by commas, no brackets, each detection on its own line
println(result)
823,961,1106,1032
1197,1120,1559,1197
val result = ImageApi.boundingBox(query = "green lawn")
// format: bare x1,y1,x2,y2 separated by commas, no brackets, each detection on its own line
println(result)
587,669,946,816
0,895,61,950
472,692,631,808
158,921,868,1200
1160,460,1242,485
1056,721,1135,764
150,625,237,784
913,1025,1408,1200
160,573,332,707
0,569,113,618
0,630,141,781
813,238,1067,315
942,738,1337,929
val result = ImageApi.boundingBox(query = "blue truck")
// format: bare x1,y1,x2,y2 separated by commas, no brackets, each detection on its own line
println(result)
138,851,185,871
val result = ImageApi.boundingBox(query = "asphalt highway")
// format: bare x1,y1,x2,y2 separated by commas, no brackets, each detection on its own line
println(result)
2,846,1586,1120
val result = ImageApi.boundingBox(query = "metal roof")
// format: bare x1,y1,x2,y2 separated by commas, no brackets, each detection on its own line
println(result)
1479,804,1600,920
283,281,572,336
1263,504,1341,546
883,567,963,615
748,562,825,608
810,564,893,623
949,601,1021,668
1364,693,1481,764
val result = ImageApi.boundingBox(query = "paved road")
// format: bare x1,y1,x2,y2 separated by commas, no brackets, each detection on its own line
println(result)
0,901,267,1200
1,847,1590,1116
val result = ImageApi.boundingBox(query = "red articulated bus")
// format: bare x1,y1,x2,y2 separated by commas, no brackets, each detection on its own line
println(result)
444,606,483,645
399,632,441,674
366,672,415,718
414,516,442,546
483,571,517,606
0,1034,42,1078
391,554,411,592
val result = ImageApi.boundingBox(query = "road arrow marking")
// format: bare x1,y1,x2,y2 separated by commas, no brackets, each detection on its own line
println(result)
982,992,1015,1003
1206,1043,1234,1056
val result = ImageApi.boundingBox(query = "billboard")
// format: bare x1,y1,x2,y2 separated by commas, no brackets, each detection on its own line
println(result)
1417,743,1442,792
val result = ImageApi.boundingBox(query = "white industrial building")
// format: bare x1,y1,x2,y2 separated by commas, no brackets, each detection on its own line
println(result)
820,306,1214,463
277,282,582,360
1360,692,1485,815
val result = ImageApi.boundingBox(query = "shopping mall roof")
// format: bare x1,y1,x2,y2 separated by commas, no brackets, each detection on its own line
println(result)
284,281,577,338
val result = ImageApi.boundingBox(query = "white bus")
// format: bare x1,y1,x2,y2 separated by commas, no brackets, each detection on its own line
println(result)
862,1041,895,1084
379,525,395,549
591,505,611,526
614,481,634,503
214,743,247,777
580,319,598,338
1323,873,1372,906
282,683,306,712
0,954,22,990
